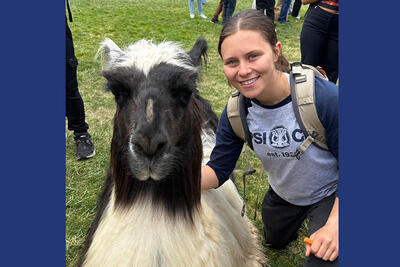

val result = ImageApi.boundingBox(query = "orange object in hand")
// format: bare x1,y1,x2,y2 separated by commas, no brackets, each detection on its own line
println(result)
304,237,313,245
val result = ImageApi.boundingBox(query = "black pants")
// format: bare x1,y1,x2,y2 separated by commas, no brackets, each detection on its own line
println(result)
66,22,88,134
223,0,236,23
300,6,338,83
262,187,338,267
290,0,302,17
256,0,276,22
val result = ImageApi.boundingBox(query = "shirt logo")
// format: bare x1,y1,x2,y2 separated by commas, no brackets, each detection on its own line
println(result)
269,126,290,148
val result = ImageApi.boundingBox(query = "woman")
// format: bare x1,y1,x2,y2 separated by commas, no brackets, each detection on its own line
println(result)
300,0,339,83
201,9,338,267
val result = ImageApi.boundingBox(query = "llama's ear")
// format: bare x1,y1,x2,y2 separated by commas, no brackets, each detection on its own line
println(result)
95,38,124,70
188,38,207,67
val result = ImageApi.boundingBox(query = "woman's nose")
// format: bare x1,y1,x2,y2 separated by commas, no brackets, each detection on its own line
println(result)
238,62,251,76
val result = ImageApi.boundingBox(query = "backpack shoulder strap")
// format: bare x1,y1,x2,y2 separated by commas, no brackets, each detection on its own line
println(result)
227,91,253,150
290,62,329,158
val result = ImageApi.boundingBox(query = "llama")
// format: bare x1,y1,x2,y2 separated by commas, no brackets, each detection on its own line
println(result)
76,38,267,267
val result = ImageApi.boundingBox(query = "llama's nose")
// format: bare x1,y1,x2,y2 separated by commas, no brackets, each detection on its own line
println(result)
132,132,167,156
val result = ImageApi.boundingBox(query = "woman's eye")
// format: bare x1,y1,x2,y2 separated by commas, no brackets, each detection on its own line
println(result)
249,54,258,60
225,59,238,66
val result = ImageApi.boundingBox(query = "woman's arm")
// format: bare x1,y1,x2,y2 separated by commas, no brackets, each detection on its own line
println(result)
202,106,244,189
201,165,219,189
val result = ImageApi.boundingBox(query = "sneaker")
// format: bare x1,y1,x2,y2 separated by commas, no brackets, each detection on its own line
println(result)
190,13,195,19
74,133,95,160
292,15,300,19
199,13,207,19
210,18,219,24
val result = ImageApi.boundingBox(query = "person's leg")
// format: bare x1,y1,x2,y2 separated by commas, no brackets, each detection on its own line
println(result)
303,194,338,267
266,0,276,22
231,0,237,16
324,14,338,83
213,0,223,19
300,7,328,70
66,22,95,160
211,0,224,22
291,0,302,17
262,187,309,248
223,0,236,22
66,22,88,135
223,0,230,23
277,0,292,22
197,0,203,15
188,0,195,16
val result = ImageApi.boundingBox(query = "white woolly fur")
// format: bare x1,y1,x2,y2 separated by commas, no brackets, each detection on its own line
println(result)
96,38,198,75
83,130,266,267
84,183,266,267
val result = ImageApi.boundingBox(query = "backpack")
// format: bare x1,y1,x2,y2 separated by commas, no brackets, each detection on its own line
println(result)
227,62,329,159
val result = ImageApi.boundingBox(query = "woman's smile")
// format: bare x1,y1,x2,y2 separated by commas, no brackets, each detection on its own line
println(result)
239,76,259,88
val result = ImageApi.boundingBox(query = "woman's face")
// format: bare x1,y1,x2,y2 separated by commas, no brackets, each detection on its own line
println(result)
220,30,280,100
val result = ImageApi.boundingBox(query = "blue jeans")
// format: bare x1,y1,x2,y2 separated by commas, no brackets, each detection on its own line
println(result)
223,0,237,23
278,0,291,22
188,0,203,15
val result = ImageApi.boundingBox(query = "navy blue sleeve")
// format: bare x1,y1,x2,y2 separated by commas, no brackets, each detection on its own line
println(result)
315,77,339,161
206,105,244,187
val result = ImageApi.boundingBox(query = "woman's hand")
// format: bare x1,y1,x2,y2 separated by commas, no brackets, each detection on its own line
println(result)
305,197,339,261
305,220,338,261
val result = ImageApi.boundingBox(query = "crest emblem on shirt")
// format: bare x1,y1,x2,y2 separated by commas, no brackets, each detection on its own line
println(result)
269,126,290,148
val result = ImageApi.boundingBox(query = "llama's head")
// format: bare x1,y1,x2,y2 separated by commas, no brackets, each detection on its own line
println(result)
97,38,209,220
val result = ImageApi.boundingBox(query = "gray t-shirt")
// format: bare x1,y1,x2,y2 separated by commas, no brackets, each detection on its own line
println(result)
247,96,338,206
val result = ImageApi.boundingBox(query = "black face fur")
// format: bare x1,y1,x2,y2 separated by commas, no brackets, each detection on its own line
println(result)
102,39,213,222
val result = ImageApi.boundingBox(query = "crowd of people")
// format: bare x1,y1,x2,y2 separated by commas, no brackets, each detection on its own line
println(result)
194,0,339,84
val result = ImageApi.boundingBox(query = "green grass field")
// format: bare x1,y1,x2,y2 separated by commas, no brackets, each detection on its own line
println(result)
66,0,310,266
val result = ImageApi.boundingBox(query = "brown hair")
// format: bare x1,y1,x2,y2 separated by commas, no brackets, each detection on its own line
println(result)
218,9,290,73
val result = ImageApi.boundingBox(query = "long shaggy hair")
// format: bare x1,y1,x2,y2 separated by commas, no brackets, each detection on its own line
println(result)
76,38,266,267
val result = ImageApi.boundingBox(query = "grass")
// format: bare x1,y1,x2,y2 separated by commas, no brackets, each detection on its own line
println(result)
66,0,310,266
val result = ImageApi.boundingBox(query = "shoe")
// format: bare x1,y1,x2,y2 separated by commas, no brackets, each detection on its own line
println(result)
199,13,207,19
292,15,300,19
190,13,195,19
74,133,95,160
210,18,219,24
